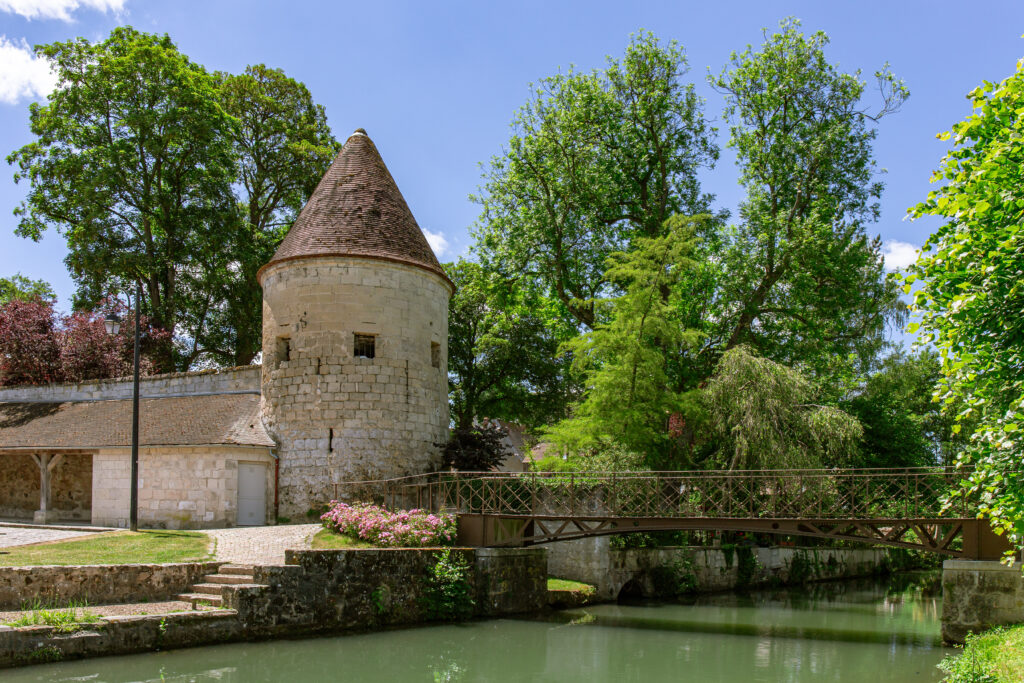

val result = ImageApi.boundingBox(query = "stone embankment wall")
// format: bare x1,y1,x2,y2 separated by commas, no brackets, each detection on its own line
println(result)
0,366,260,403
547,536,890,600
0,611,242,668
942,559,1024,644
0,547,546,669
0,562,223,610
227,547,546,632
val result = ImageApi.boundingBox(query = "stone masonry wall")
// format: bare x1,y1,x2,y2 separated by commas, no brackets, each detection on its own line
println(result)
0,562,223,610
225,547,547,633
0,453,90,521
0,548,546,669
614,546,890,598
50,453,92,521
0,610,243,669
0,365,260,403
547,536,890,600
92,447,274,529
260,257,450,516
942,559,1024,644
0,454,38,518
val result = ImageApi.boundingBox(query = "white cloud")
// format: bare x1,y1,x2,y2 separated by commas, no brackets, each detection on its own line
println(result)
424,229,450,257
882,240,919,272
0,36,56,104
0,0,126,21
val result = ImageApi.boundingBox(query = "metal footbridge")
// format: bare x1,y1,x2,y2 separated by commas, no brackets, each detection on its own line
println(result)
339,468,1009,560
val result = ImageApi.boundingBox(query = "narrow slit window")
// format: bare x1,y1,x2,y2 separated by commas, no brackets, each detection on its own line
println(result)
275,336,291,367
431,342,441,369
354,333,376,359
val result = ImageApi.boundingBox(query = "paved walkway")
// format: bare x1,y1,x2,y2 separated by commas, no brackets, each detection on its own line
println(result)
0,526,99,549
202,524,320,565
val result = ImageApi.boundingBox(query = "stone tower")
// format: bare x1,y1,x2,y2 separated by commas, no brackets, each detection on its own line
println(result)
258,129,452,516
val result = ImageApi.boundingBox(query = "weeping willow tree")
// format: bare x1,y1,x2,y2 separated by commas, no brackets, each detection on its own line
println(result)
704,346,862,470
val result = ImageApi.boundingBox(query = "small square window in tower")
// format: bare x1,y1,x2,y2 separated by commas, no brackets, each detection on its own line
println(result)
431,342,441,369
354,333,376,359
274,336,291,368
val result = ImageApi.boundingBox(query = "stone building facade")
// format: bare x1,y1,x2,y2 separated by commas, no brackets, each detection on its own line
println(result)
0,129,450,527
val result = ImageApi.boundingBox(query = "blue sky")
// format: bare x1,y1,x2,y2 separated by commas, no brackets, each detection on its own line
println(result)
1,0,1023,318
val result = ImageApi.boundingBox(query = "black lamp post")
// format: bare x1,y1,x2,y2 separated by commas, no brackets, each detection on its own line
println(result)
104,280,142,532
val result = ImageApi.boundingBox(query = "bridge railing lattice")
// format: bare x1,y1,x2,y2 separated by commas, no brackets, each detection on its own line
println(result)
336,468,972,520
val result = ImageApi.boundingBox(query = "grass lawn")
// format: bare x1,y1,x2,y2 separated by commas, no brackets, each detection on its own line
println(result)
547,577,596,595
941,624,1024,682
311,528,374,550
0,530,212,566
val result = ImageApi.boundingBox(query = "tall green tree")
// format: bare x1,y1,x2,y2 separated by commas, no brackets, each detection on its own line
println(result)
447,260,575,430
0,274,54,304
842,349,968,469
546,216,705,468
907,57,1024,555
708,18,909,377
473,32,718,329
181,65,339,367
7,27,237,370
8,30,338,371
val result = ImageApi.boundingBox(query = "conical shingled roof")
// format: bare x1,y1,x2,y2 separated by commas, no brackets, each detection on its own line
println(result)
259,129,451,288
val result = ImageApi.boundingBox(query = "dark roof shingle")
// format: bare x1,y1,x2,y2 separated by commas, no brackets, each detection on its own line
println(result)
259,129,451,288
0,394,274,450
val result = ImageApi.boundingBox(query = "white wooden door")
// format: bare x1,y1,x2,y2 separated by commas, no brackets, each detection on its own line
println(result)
237,463,267,526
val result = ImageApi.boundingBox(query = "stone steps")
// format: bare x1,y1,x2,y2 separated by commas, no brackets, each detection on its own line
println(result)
203,573,255,585
177,592,223,607
178,564,265,609
219,564,255,576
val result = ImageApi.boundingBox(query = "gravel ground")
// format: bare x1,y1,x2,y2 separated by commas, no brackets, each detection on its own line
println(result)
0,600,216,624
202,523,319,564
0,527,102,549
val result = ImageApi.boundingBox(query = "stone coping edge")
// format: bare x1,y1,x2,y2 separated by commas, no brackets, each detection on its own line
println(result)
0,561,223,570
0,365,260,392
943,559,1021,571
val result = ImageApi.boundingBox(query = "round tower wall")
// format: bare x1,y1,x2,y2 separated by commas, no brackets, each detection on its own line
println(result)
260,256,450,516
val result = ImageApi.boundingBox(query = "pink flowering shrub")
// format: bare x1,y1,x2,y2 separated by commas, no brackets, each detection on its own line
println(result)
320,501,457,547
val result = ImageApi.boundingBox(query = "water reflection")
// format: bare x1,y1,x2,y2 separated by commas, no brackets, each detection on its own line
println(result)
4,573,949,683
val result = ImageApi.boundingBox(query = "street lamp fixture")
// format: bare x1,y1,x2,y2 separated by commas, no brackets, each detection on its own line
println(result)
104,285,141,531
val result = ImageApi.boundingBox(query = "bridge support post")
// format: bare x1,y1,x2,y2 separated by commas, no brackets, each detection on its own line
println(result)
960,519,1013,560
942,558,1024,644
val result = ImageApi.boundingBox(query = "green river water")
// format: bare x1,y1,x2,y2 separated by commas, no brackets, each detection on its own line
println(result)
5,573,949,682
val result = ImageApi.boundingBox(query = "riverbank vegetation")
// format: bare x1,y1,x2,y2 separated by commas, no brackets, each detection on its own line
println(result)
0,531,210,566
2,600,100,633
940,624,1024,682
547,578,596,594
